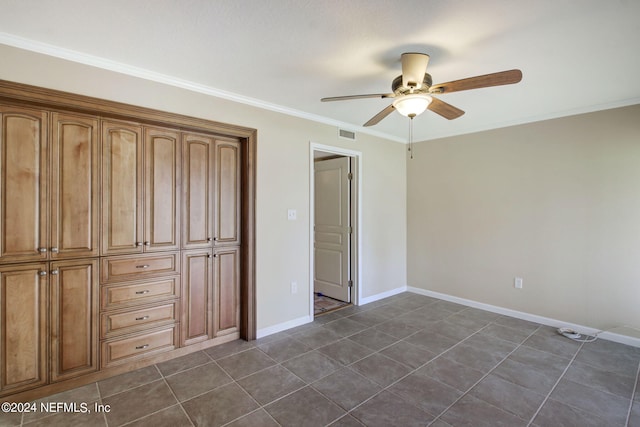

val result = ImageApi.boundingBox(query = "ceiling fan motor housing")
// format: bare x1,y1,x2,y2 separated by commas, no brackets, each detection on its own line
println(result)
392,73,432,95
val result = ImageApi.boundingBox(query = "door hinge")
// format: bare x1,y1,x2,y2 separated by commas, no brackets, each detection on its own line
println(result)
347,226,353,234
347,172,353,180
348,280,353,288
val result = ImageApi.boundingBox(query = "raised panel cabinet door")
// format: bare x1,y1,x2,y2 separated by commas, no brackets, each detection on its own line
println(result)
213,247,240,337
0,263,48,396
0,106,48,263
50,113,99,259
214,139,241,246
181,249,213,346
144,127,180,252
182,133,214,249
102,120,143,255
50,259,99,382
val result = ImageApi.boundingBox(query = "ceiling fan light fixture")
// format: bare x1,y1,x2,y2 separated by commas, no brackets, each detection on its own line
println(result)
393,94,432,117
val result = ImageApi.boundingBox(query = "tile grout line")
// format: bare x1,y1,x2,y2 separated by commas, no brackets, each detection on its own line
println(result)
425,324,543,426
524,339,586,427
625,359,640,427
338,314,539,424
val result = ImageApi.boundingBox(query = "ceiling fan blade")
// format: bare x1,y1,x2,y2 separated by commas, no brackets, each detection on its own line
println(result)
401,53,430,89
364,104,395,127
427,97,465,120
321,93,395,102
430,69,522,94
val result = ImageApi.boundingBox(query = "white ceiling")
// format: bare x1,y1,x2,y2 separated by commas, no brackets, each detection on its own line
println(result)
1,0,639,142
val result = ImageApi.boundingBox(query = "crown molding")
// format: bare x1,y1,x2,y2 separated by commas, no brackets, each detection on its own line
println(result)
0,32,405,143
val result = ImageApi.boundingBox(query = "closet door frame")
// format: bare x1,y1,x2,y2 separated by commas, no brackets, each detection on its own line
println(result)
0,80,257,340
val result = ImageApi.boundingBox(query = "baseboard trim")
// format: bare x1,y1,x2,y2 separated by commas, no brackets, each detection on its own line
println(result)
359,286,408,305
256,315,313,339
408,287,640,348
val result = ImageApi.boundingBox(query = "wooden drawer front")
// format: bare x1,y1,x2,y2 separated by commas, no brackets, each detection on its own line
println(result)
101,326,177,367
101,302,178,339
101,252,179,283
101,276,180,310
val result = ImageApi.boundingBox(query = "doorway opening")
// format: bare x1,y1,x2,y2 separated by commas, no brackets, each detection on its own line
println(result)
310,143,361,318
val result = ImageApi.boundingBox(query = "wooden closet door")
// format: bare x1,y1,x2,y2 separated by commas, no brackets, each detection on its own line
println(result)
102,121,143,255
144,127,180,252
50,259,99,382
0,263,48,396
50,113,99,259
0,106,48,263
214,247,240,337
214,139,241,247
182,133,215,249
181,249,213,346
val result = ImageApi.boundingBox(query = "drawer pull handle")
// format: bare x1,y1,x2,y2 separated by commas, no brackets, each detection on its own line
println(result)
135,315,150,321
135,344,149,350
135,290,150,295
136,265,150,269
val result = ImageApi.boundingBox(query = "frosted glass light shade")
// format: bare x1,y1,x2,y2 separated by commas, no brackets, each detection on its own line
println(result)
393,94,432,117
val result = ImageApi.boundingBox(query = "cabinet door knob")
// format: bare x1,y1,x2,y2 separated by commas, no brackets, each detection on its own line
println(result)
38,271,47,276
50,247,59,253
50,269,59,275
207,238,212,242
136,242,143,247
38,247,48,253
144,242,150,246
213,237,218,241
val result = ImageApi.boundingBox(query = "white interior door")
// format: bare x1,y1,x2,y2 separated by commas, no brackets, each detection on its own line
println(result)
314,156,351,302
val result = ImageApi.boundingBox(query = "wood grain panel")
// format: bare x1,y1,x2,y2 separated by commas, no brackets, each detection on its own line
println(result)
50,259,99,382
144,127,180,251
50,112,99,259
182,133,214,249
0,106,48,263
0,263,48,395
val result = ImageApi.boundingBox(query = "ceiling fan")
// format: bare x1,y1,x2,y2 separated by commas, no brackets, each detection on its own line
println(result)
321,53,522,127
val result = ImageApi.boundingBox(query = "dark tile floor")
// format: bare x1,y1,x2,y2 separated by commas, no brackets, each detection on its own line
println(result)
3,292,639,427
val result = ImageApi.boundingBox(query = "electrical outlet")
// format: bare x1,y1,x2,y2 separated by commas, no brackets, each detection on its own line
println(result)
291,281,298,294
287,209,297,220
514,277,523,289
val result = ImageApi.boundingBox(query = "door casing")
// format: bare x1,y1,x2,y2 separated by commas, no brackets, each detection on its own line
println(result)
309,142,361,316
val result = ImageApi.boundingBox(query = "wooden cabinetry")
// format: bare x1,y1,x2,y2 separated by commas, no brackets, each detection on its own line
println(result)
1,107,100,396
0,263,48,395
0,259,97,394
99,252,180,367
214,247,240,337
50,113,100,259
181,249,213,346
50,259,99,382
182,133,215,249
0,106,48,264
214,139,241,247
0,80,255,401
102,122,180,255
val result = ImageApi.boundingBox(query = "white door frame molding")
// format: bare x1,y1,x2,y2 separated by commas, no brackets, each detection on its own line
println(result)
309,142,362,317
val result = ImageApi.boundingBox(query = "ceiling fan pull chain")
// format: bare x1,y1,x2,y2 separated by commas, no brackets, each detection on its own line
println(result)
408,114,415,159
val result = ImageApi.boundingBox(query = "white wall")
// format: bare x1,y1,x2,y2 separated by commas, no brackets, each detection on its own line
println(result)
408,105,640,339
0,44,407,332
